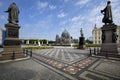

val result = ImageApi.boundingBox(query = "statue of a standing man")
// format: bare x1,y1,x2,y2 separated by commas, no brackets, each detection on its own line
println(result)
5,2,19,25
80,28,84,37
101,1,113,25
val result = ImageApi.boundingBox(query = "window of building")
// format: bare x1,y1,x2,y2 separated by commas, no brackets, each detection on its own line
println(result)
95,37,97,39
99,37,101,39
99,41,101,44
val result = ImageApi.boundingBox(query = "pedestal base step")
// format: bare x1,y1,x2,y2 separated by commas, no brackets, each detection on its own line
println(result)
100,43,118,53
99,43,120,58
97,52,120,58
0,52,26,61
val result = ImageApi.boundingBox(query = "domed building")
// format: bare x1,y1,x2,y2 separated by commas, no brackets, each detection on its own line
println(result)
61,29,71,43
55,29,72,45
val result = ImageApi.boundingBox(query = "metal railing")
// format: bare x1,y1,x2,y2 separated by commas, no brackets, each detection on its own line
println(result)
89,47,100,56
89,47,120,58
11,49,32,60
23,48,32,57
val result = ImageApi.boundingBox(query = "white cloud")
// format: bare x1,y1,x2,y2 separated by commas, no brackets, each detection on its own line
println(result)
49,5,56,10
58,12,67,18
110,0,120,25
85,1,105,27
71,15,85,22
0,15,5,20
76,0,91,5
60,20,68,25
113,9,120,25
21,20,52,39
37,1,48,10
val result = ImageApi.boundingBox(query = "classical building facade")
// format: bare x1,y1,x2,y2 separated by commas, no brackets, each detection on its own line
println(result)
21,39,49,45
92,26,120,44
92,26,102,44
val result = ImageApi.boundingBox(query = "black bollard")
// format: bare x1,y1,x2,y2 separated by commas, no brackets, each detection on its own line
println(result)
97,47,99,54
94,48,96,55
26,49,28,56
30,49,32,57
12,51,15,60
23,48,25,54
106,50,108,58
89,48,92,56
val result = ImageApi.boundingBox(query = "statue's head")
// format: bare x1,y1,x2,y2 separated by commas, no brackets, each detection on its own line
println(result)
107,1,111,4
12,2,16,5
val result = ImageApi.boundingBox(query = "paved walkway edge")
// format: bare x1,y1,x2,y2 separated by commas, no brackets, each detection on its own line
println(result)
0,56,30,63
92,55,120,61
32,58,78,80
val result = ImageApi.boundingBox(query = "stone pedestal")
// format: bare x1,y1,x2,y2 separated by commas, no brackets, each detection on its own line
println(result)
79,37,85,49
0,23,25,60
100,24,119,57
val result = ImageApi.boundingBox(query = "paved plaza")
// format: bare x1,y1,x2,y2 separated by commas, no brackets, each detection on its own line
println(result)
0,47,120,80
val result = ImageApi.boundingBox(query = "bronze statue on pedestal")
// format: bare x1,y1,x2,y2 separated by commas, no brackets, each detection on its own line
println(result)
101,1,113,25
5,2,19,25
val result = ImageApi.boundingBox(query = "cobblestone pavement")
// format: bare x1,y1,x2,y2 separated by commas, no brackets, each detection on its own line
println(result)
32,48,89,64
0,48,120,80
0,59,69,80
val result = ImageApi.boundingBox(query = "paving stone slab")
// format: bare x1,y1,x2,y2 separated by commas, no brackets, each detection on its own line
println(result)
89,59,120,79
0,59,68,80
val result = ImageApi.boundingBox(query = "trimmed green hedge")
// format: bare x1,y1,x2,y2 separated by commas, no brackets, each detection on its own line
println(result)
72,44,101,47
72,44,79,47
25,46,53,50
86,44,101,47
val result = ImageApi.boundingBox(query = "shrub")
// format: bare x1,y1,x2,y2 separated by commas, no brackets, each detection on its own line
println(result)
72,44,79,47
85,44,101,47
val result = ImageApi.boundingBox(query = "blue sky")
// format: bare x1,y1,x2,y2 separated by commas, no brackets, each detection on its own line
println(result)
0,0,120,40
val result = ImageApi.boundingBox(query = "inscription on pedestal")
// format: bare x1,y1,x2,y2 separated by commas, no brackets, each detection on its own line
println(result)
105,30,112,43
4,40,21,46
5,23,20,38
7,28,18,38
